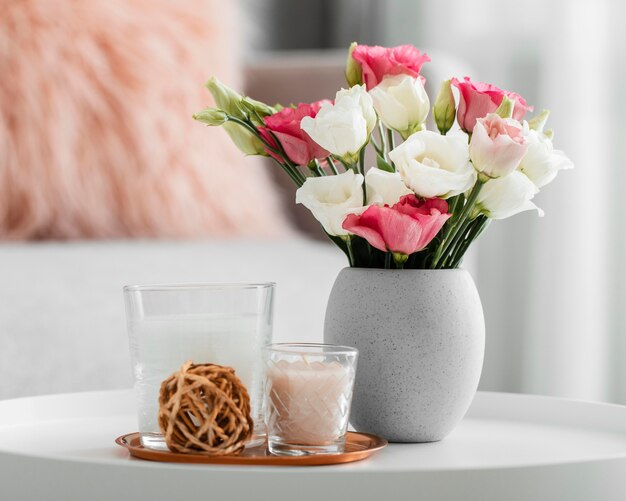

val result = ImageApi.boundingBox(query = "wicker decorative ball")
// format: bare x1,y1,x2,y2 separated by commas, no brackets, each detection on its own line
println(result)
158,361,253,455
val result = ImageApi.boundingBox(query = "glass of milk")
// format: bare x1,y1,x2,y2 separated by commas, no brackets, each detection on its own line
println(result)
124,283,275,451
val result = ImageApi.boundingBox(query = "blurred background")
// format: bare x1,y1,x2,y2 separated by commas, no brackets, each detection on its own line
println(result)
1,0,624,403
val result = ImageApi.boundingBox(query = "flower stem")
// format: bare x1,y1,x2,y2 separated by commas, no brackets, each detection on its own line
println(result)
326,233,351,264
269,158,302,186
359,147,367,204
387,128,395,151
264,129,307,185
386,128,396,169
312,159,326,177
326,157,339,175
440,217,472,268
345,236,355,267
448,194,461,217
226,116,260,137
369,134,383,156
430,194,463,266
384,253,391,269
433,180,484,268
378,121,388,160
449,217,490,267
358,148,366,175
229,116,306,187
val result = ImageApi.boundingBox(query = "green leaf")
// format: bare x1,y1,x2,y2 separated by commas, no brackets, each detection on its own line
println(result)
376,154,395,173
495,95,514,119
528,109,550,132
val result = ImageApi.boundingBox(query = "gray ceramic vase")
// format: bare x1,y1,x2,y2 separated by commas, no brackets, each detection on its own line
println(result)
324,268,485,443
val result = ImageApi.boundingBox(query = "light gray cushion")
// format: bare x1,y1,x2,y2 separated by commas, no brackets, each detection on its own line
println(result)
0,238,345,399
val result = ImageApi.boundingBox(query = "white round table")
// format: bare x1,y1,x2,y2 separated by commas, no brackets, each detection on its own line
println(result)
0,389,625,501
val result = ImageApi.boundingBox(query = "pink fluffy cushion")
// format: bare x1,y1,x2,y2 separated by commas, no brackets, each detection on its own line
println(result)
0,0,290,239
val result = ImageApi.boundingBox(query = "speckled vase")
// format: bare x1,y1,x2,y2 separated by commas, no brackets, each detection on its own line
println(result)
324,268,485,443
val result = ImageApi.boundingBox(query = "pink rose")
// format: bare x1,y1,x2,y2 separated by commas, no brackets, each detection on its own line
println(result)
451,77,533,132
351,44,430,90
342,195,450,256
259,101,330,165
469,114,528,179
393,195,451,247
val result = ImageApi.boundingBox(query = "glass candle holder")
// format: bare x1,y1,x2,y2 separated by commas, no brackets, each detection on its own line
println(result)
263,343,358,456
124,283,274,451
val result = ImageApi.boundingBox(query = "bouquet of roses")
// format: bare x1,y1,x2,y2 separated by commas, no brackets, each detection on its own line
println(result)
194,43,572,269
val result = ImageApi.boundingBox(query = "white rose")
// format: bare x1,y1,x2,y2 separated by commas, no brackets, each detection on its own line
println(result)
388,130,475,198
295,170,365,236
469,114,529,179
301,85,375,161
365,168,413,206
518,129,574,188
369,74,430,138
475,171,543,220
336,85,377,135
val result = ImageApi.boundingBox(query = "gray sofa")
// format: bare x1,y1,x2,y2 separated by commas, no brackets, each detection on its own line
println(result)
0,238,345,399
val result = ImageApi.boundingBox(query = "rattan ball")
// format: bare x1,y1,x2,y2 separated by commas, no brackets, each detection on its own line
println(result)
158,361,253,455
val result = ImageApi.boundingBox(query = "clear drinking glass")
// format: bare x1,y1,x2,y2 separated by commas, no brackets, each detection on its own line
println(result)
124,283,274,451
263,343,358,456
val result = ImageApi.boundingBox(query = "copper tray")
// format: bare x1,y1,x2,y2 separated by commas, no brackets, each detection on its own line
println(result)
115,431,387,466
